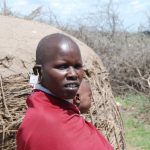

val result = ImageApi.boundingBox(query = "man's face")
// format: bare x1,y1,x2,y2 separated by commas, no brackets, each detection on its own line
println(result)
78,85,92,113
41,42,84,100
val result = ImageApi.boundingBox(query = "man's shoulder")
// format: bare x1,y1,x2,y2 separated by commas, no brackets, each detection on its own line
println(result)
19,105,59,134
27,90,54,108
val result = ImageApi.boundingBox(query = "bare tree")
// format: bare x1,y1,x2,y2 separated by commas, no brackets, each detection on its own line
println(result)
0,0,13,16
24,6,43,20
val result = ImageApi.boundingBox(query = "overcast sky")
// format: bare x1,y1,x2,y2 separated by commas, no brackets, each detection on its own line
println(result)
2,0,150,31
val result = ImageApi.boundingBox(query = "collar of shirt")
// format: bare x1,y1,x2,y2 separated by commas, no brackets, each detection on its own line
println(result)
34,84,73,104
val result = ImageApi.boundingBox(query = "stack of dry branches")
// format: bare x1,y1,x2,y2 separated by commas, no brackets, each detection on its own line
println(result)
110,59,150,96
0,74,31,150
0,72,125,150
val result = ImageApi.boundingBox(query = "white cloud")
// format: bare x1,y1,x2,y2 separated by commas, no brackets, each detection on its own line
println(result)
3,0,150,31
130,0,147,12
130,0,140,6
7,0,41,14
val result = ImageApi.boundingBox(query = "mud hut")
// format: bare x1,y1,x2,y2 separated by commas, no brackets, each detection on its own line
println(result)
0,15,125,150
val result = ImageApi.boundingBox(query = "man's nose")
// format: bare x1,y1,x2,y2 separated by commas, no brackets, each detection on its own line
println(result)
66,66,78,80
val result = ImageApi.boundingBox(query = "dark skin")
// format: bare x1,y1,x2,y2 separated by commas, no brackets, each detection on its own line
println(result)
34,33,84,100
74,80,92,113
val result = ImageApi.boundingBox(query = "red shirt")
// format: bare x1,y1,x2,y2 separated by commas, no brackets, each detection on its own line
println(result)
17,90,113,150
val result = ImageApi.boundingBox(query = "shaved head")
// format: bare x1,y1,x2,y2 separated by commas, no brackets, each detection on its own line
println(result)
34,33,84,99
36,33,81,65
77,80,91,95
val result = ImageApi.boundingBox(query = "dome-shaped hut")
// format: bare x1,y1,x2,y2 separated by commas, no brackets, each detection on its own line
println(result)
0,15,125,150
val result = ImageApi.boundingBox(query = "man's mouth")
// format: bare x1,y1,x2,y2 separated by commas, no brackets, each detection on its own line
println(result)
64,83,79,89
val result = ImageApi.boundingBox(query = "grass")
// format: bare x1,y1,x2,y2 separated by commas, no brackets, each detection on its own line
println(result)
116,94,150,150
124,115,150,150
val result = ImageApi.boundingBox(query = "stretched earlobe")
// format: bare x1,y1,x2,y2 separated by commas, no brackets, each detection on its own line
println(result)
32,64,42,83
29,64,42,88
33,64,42,75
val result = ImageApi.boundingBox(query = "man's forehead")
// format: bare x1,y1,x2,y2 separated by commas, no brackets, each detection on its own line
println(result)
45,37,80,55
36,33,81,65
78,81,91,92
48,36,78,48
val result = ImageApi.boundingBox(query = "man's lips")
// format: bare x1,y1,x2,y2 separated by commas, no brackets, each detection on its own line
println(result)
64,82,80,89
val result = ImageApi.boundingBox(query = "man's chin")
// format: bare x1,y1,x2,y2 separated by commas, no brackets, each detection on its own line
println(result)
62,90,77,100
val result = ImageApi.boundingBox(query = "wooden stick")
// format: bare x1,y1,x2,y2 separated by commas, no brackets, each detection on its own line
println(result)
1,124,5,150
0,75,12,121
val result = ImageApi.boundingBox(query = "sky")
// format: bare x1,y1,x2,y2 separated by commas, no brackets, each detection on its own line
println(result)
1,0,150,31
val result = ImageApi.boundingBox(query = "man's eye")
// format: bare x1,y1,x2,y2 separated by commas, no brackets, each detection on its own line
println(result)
56,64,68,70
74,64,83,69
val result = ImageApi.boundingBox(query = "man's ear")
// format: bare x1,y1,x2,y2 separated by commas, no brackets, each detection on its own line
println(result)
33,64,42,76
74,93,80,104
